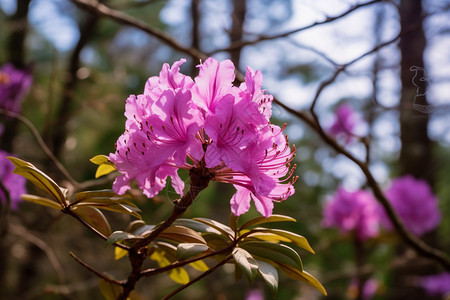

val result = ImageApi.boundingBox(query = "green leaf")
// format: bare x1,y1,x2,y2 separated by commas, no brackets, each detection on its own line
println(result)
250,228,315,254
256,259,279,297
107,231,143,245
239,214,296,231
115,247,128,260
176,243,209,260
232,247,258,282
189,260,209,272
276,263,327,296
149,250,190,284
192,217,234,239
77,202,141,219
202,232,231,252
173,218,222,235
8,156,66,205
159,225,207,244
20,194,61,210
98,278,122,300
72,206,112,236
74,189,116,202
90,155,116,178
243,231,292,243
239,241,303,271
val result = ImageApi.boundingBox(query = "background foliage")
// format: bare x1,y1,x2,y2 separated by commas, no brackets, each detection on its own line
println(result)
1,0,449,299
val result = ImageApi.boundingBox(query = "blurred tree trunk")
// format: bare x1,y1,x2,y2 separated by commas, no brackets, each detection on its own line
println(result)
390,1,438,299
190,0,201,75
50,12,99,160
230,0,246,70
399,0,433,184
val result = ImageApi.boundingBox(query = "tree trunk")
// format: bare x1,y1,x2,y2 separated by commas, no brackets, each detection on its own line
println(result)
230,0,246,70
390,1,439,299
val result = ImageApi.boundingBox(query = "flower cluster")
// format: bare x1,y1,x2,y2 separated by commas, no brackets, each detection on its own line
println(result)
110,58,296,217
322,187,380,241
380,175,441,237
328,103,362,144
0,151,26,209
0,63,32,114
420,272,450,297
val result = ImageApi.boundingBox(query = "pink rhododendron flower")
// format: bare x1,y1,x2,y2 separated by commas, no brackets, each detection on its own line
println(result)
0,63,32,114
420,272,450,297
328,103,361,144
322,187,380,240
380,175,441,236
246,288,265,300
347,278,378,300
110,57,297,217
0,151,26,209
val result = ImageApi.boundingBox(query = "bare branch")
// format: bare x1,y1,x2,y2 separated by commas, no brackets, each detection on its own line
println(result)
9,223,66,286
70,0,207,62
209,0,385,54
0,109,80,189
69,252,125,285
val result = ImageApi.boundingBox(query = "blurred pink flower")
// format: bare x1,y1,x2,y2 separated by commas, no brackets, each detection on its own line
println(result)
0,151,26,210
380,175,441,236
246,288,264,300
0,63,32,114
348,278,378,300
420,272,450,297
322,187,380,240
328,103,362,144
110,58,296,217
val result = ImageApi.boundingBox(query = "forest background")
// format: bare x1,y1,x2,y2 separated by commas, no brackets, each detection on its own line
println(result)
0,0,449,299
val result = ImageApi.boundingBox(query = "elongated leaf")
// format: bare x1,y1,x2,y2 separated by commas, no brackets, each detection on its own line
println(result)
107,231,143,245
176,243,209,260
74,190,116,202
77,202,141,219
149,250,189,284
115,247,128,260
240,241,303,271
159,225,206,244
189,260,209,272
232,247,258,282
173,218,222,235
244,231,291,243
20,194,61,210
256,259,279,297
98,278,121,300
250,228,315,254
202,232,231,252
90,155,116,178
72,206,112,236
239,214,296,231
276,263,327,296
192,217,234,239
8,157,66,205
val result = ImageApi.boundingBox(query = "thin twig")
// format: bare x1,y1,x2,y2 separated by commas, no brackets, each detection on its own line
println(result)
69,251,125,285
209,0,385,54
0,108,80,189
162,254,233,300
9,223,66,286
70,0,207,62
